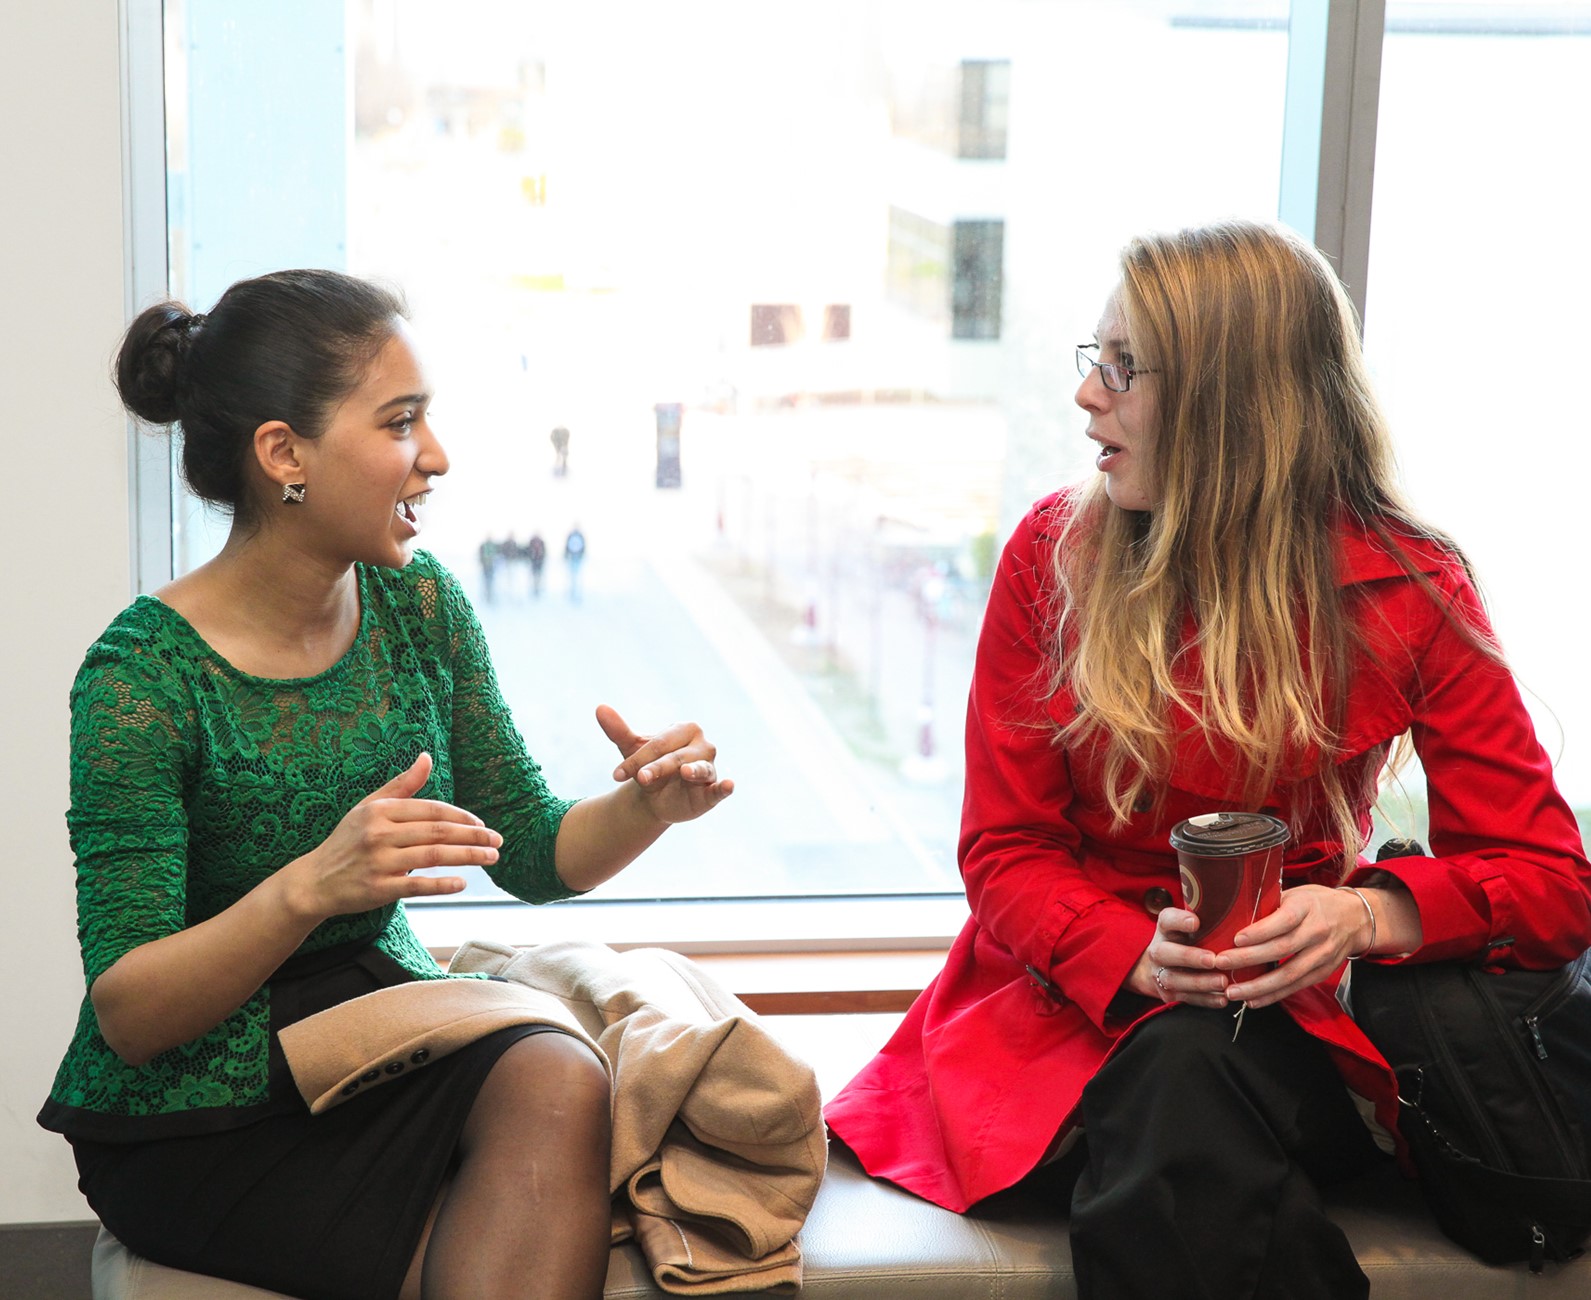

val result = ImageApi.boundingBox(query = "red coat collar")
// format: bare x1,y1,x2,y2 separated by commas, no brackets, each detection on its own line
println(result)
1333,513,1448,587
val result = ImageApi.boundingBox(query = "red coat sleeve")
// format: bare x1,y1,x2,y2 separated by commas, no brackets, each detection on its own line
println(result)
958,499,1156,1030
1347,561,1591,968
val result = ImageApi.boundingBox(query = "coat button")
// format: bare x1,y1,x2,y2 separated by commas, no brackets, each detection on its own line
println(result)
385,1061,405,1075
360,1069,381,1084
1143,887,1174,915
411,1048,430,1065
1133,793,1154,813
341,1081,359,1096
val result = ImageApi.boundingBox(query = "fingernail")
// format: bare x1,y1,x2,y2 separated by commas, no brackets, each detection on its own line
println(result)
484,848,499,862
613,767,626,781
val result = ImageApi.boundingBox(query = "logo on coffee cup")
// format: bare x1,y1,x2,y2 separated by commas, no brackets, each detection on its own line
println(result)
1179,864,1201,912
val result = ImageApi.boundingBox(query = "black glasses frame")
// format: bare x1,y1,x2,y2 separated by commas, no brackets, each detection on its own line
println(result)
1076,344,1158,393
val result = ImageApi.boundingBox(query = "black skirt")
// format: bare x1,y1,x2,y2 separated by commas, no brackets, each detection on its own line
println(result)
69,940,575,1300
73,1022,561,1300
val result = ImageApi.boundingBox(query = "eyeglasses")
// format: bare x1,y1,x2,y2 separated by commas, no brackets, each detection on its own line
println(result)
1076,344,1158,393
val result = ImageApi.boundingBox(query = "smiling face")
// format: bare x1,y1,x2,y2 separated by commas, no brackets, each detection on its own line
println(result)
1076,291,1157,513
291,321,448,569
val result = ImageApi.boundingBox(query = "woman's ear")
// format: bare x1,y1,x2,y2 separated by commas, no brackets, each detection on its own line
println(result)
253,421,306,492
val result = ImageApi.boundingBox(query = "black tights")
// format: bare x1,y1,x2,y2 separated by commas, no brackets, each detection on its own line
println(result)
1068,1005,1383,1300
402,1032,613,1300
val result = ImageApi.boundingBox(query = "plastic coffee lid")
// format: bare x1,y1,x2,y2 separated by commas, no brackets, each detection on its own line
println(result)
1168,811,1290,856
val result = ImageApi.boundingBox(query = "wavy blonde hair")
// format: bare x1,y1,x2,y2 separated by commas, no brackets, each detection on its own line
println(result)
1055,220,1471,873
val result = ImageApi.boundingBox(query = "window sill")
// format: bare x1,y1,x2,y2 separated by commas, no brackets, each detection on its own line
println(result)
409,894,965,1014
410,893,967,955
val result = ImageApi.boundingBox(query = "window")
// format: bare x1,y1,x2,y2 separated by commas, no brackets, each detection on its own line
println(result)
750,306,805,348
885,212,1006,340
958,60,1010,160
749,305,851,347
885,206,952,326
951,219,1003,340
146,1,1317,921
1361,1,1591,846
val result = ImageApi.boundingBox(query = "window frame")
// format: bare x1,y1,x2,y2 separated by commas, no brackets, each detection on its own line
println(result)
123,0,174,594
121,0,1392,955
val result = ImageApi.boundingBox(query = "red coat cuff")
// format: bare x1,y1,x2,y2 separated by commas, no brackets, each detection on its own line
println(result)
1048,898,1158,1031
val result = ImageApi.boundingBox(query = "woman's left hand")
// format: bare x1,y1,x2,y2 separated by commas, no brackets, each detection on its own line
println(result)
596,704,734,824
1216,884,1373,1009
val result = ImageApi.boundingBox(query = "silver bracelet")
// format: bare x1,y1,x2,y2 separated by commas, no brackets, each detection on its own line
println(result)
1340,886,1378,959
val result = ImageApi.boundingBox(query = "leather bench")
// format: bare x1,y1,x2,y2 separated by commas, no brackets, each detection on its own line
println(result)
93,1143,1587,1298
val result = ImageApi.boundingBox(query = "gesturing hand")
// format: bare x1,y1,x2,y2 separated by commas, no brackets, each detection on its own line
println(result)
597,704,734,824
288,752,498,920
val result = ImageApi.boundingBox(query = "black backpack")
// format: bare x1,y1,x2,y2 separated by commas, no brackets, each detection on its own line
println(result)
1349,846,1591,1271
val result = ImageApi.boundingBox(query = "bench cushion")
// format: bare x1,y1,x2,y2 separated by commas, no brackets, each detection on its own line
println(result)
94,1146,1588,1299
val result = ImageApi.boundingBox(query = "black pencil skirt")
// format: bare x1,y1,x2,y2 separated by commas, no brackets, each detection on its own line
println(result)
73,1022,564,1300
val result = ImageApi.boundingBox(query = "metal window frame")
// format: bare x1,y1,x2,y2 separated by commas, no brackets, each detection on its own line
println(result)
122,0,173,595
1279,0,1386,327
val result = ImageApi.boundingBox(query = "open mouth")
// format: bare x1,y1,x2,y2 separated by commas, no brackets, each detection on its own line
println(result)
397,491,429,523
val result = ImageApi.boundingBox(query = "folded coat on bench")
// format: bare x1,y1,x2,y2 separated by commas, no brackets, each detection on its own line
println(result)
279,938,827,1296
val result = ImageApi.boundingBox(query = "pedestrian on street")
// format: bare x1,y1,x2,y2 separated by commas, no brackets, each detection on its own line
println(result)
551,425,570,477
825,220,1591,1300
564,525,586,603
478,534,501,603
526,531,547,597
42,268,735,1300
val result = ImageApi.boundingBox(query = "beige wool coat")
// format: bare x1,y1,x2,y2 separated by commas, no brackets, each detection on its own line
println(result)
279,937,827,1295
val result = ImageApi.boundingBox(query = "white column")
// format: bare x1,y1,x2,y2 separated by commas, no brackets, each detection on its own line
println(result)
0,0,133,1226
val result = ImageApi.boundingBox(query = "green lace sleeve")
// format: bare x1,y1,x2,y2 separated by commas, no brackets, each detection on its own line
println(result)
432,562,579,903
67,621,195,988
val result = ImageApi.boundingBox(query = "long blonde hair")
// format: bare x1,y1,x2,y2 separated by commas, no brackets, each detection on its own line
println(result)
1055,220,1469,872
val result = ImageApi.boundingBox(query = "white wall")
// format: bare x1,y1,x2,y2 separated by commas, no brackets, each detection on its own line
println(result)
0,2,130,1224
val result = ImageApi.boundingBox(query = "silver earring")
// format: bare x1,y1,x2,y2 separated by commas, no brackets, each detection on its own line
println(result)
282,482,306,504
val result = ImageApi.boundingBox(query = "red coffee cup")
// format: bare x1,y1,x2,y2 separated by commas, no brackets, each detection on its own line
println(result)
1168,812,1290,985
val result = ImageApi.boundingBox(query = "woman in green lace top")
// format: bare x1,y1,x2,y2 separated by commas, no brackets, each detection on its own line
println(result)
39,269,733,1300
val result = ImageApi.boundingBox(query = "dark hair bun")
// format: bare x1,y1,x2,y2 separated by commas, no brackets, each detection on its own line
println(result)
110,269,406,519
114,301,199,425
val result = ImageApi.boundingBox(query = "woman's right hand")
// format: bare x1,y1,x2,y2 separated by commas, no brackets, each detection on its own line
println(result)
285,752,499,921
1128,906,1231,1007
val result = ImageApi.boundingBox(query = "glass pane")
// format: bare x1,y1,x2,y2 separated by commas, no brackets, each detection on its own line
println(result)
1364,1,1591,843
165,0,1291,901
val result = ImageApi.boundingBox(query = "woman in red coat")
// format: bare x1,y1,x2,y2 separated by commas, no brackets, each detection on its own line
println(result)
824,219,1591,1298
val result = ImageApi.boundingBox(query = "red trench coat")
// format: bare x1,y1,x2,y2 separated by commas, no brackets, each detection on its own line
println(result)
825,491,1591,1212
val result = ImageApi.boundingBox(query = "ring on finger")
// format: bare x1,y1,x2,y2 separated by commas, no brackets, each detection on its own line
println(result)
1153,966,1169,993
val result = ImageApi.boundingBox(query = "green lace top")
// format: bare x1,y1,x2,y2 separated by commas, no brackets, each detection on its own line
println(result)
39,551,578,1140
